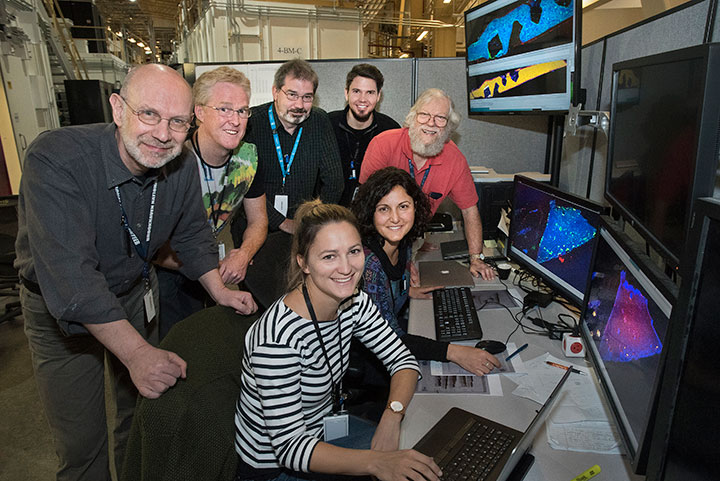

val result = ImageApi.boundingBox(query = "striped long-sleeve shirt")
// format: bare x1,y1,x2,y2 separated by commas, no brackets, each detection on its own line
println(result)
234,290,420,474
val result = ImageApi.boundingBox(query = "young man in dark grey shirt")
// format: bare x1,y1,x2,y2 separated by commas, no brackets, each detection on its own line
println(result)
328,64,400,206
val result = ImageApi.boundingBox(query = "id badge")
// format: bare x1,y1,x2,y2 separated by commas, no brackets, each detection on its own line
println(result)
218,242,226,261
323,413,349,442
143,288,156,324
274,194,289,217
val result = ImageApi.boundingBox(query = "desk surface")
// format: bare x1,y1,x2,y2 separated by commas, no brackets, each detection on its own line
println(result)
403,233,644,481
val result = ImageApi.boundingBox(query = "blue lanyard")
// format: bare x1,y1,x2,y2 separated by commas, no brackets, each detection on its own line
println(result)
269,104,303,188
115,180,157,282
407,157,431,189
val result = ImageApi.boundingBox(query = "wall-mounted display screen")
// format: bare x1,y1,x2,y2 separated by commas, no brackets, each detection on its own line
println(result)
464,0,577,114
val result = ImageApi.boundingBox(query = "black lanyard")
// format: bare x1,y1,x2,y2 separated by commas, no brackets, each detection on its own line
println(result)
115,180,157,283
345,131,361,180
191,132,231,234
302,284,345,413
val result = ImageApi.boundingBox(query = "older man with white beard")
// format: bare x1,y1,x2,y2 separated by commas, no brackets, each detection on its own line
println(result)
359,88,495,280
15,63,257,481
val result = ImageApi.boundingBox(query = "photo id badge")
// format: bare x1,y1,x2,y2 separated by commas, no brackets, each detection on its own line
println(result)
218,242,226,261
274,194,289,217
323,413,349,442
143,288,156,324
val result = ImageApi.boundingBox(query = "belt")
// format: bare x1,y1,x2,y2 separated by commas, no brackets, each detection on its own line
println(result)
20,276,42,295
21,275,144,298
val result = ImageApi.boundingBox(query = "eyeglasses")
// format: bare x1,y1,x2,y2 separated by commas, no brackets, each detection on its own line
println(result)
279,87,314,104
119,96,193,133
416,111,449,127
205,105,252,119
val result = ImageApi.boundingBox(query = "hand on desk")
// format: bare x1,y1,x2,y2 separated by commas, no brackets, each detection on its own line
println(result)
470,258,496,281
418,240,439,252
446,344,501,376
409,285,441,299
368,449,442,481
409,262,420,287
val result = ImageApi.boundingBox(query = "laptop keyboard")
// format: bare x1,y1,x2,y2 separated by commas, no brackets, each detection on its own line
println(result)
433,287,483,342
435,417,516,481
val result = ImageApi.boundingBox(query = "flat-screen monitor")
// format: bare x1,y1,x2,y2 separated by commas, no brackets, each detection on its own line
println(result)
605,43,720,268
464,0,578,114
646,197,720,481
508,175,603,305
580,218,677,473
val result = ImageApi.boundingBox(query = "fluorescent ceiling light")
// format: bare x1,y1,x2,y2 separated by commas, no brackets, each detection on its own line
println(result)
128,38,136,43
399,53,409,58
443,0,451,3
416,30,428,41
137,42,145,47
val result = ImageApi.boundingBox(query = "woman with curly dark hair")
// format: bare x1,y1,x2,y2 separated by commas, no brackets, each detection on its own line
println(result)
352,167,499,375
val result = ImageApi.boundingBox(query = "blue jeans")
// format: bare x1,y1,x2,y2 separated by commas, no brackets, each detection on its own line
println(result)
240,416,376,481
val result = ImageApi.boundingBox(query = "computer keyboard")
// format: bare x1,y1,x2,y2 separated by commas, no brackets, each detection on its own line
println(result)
433,287,483,342
435,417,517,481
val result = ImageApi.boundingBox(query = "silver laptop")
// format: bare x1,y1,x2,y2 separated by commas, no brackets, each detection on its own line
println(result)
414,369,571,481
419,260,475,287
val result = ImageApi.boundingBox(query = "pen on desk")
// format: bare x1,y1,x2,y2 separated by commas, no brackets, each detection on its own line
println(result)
505,343,528,362
546,360,586,375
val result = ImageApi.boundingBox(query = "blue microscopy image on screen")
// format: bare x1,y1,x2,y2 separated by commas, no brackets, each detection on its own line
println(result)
467,0,574,63
537,200,597,264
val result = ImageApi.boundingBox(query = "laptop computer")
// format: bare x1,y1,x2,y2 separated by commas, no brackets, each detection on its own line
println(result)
414,369,571,481
419,260,475,287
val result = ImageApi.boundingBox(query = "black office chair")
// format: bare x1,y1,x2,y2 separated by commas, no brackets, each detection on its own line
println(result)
0,196,21,325
121,306,260,481
239,230,292,310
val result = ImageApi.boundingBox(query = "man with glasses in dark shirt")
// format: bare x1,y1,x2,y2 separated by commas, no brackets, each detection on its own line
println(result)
15,64,257,481
359,88,496,280
233,59,342,307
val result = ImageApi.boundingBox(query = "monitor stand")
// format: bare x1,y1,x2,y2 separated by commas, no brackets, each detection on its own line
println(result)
505,452,535,481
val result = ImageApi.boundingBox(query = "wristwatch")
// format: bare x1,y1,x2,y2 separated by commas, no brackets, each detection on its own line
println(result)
387,400,405,417
469,253,485,262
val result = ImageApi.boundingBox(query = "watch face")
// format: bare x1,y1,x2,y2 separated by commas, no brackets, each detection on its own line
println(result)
390,400,403,412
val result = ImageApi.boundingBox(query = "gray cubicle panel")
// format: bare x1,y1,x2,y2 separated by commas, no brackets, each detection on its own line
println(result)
415,57,548,175
561,0,712,203
187,59,413,125
309,58,412,125
186,58,550,177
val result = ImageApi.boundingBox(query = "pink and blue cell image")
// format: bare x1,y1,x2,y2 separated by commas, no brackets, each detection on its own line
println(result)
597,271,663,362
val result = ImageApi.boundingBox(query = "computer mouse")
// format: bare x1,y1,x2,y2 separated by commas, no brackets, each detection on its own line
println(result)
475,340,507,355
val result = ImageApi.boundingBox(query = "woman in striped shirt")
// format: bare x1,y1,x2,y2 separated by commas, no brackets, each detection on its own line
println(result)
234,200,441,481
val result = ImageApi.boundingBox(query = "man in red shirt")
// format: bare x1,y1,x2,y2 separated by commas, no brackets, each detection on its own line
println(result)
359,88,495,280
